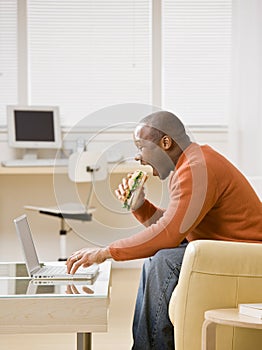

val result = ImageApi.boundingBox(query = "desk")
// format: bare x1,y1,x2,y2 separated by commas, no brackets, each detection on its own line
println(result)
0,162,152,175
202,308,262,350
0,261,111,350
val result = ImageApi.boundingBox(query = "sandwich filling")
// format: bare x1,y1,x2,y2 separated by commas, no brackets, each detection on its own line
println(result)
123,170,147,210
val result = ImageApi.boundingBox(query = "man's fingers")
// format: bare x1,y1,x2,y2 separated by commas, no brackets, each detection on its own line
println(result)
115,187,128,202
82,286,94,294
66,253,83,274
70,284,80,294
70,260,82,275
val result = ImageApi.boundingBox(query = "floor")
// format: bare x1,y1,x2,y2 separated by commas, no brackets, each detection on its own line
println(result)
0,268,141,350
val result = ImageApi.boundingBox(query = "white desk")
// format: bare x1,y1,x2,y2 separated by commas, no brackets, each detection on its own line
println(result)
0,162,152,175
0,261,111,350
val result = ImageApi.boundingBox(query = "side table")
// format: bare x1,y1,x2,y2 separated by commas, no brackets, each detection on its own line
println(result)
202,308,262,350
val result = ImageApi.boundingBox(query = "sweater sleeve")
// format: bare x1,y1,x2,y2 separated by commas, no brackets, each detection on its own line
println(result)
131,199,165,227
109,155,215,261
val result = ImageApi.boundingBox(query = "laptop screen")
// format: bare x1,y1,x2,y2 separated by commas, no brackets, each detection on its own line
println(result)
14,215,40,275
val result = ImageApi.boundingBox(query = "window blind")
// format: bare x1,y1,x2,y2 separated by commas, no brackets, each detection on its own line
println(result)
27,0,152,127
0,0,17,126
162,0,232,126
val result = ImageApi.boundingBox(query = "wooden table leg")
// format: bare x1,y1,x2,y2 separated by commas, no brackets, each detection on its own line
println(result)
202,319,217,350
77,333,92,350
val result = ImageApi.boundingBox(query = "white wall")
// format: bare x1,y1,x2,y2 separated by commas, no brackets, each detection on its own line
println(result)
229,0,262,177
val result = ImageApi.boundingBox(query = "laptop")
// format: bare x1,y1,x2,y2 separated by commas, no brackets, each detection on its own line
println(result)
14,214,99,280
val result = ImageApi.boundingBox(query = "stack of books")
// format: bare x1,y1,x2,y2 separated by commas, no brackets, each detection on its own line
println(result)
238,303,262,319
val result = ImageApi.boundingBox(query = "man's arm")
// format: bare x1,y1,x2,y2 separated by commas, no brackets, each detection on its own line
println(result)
132,199,165,227
109,161,214,261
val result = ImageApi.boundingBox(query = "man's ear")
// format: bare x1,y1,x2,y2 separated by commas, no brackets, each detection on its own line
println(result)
160,135,173,150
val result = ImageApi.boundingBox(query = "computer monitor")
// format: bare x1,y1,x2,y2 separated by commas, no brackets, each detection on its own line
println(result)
7,105,62,158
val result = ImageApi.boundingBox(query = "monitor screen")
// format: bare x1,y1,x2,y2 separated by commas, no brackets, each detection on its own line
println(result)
7,105,61,149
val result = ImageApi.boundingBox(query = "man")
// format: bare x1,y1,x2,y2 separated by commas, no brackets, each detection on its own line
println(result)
67,111,262,349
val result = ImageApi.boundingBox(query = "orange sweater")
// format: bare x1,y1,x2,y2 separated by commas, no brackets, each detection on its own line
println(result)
109,143,262,261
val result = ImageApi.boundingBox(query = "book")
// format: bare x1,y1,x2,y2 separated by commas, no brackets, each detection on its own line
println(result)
238,303,262,319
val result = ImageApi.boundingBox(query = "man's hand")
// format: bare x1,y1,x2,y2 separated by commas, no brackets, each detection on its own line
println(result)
66,284,94,295
115,174,145,211
66,246,111,275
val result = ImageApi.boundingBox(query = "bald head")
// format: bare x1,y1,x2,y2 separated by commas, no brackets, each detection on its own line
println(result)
139,111,191,150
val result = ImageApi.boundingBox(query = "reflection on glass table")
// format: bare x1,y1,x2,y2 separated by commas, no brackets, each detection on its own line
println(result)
0,261,110,298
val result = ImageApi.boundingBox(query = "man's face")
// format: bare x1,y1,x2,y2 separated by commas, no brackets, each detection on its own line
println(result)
133,125,174,180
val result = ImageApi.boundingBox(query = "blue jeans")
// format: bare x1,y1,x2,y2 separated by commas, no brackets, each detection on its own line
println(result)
132,243,188,350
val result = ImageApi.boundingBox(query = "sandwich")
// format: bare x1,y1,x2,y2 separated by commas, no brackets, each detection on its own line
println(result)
123,170,148,210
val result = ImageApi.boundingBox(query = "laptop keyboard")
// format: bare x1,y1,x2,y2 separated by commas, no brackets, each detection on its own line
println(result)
39,264,94,276
40,265,67,275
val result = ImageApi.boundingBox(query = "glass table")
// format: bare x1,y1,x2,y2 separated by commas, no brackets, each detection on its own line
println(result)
0,261,111,350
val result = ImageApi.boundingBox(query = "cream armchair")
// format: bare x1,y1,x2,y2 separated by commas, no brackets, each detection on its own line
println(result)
169,240,262,350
